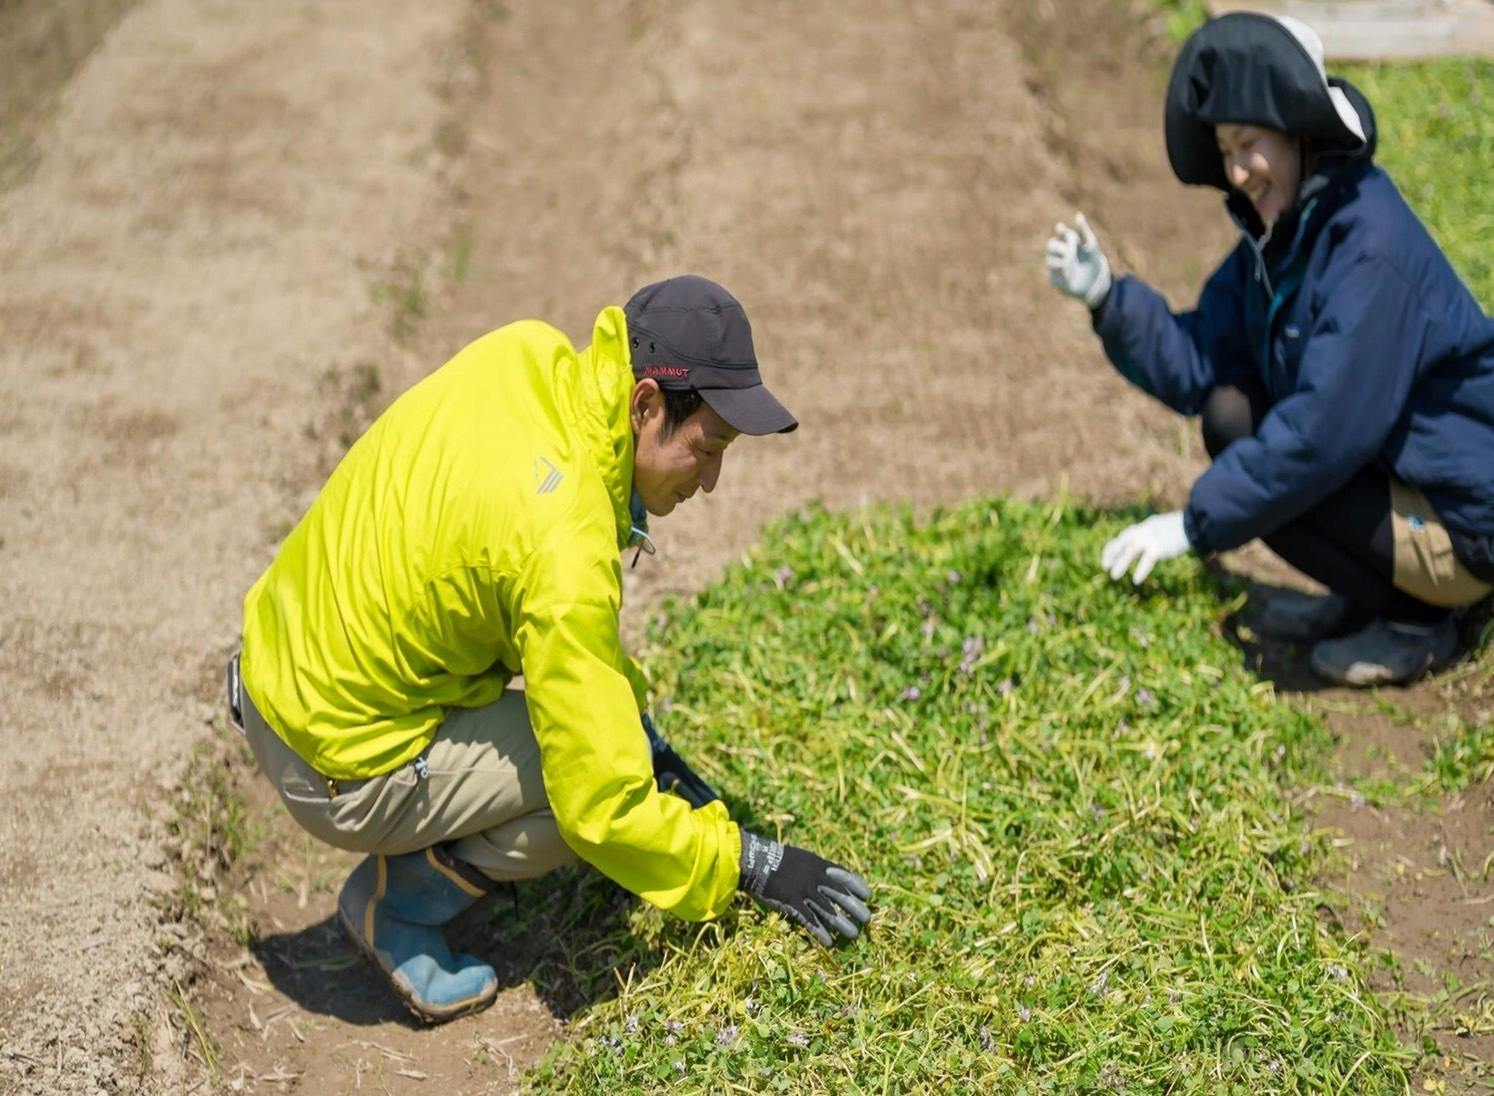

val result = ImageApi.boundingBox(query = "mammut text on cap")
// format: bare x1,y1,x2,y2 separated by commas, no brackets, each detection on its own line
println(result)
624,275,798,436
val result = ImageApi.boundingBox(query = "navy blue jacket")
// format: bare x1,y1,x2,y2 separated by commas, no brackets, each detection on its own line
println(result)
1092,162,1494,555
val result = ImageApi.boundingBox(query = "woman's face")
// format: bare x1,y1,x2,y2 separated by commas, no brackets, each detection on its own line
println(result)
1215,123,1302,228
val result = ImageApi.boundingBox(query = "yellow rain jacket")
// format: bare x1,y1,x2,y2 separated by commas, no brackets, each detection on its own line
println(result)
240,307,741,920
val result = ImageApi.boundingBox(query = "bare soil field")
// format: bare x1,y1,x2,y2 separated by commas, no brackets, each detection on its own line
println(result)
1,0,1487,1092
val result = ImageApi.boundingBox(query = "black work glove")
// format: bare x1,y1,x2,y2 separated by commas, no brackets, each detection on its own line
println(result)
643,713,721,810
738,830,872,948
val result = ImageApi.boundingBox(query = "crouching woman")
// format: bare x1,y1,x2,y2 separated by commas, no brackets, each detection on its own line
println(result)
1045,13,1494,685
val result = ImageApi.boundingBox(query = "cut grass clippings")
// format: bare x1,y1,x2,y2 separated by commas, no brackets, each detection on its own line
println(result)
521,500,1409,1092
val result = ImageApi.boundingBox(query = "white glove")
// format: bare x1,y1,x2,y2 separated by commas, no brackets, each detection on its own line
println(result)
1045,212,1112,309
1101,511,1191,584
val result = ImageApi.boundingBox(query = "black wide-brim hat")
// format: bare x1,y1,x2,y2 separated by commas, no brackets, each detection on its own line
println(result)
624,275,797,436
1165,12,1366,190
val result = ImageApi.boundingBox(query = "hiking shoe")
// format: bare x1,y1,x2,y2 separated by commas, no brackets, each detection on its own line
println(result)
1255,589,1359,642
1308,615,1459,686
337,846,497,1023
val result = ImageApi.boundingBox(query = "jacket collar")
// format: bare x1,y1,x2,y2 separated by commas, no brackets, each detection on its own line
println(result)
573,305,638,552
1225,155,1370,276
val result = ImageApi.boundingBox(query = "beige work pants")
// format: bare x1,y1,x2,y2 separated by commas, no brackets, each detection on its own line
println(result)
1390,480,1494,608
241,682,577,883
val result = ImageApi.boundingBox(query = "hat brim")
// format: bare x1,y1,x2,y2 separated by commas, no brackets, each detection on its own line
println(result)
699,383,798,435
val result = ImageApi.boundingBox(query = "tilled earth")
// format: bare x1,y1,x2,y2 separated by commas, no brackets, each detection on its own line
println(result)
0,1,1487,1092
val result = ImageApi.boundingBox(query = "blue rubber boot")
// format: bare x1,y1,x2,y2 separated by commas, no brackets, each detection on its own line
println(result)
337,845,498,1023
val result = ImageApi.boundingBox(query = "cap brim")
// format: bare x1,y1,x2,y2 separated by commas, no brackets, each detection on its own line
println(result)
699,383,798,435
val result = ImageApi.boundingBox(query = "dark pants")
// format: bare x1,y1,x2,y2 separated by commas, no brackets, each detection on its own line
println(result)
1200,382,1448,625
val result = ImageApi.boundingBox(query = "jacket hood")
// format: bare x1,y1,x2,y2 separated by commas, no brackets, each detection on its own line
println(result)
573,305,637,551
1165,12,1371,191
1221,76,1377,243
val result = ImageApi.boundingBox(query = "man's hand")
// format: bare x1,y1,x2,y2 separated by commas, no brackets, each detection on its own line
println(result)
738,831,871,948
1044,211,1112,309
1101,510,1191,584
643,713,720,809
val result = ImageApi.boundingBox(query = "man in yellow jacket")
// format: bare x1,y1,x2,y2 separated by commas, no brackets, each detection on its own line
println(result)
230,275,871,1022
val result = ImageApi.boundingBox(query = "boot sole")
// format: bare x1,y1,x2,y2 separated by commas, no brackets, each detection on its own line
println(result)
336,906,497,1025
1309,645,1458,687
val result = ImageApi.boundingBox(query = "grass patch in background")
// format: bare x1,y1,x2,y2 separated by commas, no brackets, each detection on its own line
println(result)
520,500,1407,1092
1337,57,1494,305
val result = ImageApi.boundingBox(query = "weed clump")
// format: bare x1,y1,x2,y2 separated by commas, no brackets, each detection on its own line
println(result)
525,499,1408,1091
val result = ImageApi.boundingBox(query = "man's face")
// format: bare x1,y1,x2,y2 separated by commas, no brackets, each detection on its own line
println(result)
630,381,740,517
1215,123,1302,228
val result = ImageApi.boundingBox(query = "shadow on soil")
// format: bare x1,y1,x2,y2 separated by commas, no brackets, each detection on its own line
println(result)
250,865,686,1028
1206,570,1340,694
1205,565,1494,696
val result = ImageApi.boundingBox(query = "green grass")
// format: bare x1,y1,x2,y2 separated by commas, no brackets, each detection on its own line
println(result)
519,500,1408,1092
1337,58,1494,306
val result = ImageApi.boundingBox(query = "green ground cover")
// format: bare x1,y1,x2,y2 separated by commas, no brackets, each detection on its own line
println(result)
519,501,1407,1092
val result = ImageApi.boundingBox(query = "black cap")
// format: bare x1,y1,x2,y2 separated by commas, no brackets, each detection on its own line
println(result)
624,275,798,435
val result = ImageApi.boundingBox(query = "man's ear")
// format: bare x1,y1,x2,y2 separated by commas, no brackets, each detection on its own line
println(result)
630,378,662,433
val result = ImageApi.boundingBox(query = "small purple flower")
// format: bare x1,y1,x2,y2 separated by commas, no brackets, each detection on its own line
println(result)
787,1031,810,1048
960,636,985,674
673,1059,687,1078
979,1025,994,1051
997,678,1015,697
1016,1004,1032,1022
624,1012,640,1033
1136,687,1157,709
772,565,795,589
901,685,922,701
1327,963,1349,981
947,569,963,584
715,1025,739,1048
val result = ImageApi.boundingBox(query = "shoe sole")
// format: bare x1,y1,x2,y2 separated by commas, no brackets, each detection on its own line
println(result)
1309,646,1458,687
336,905,497,1025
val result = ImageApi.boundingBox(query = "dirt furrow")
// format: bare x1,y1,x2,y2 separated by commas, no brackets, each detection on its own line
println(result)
0,2,467,1090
